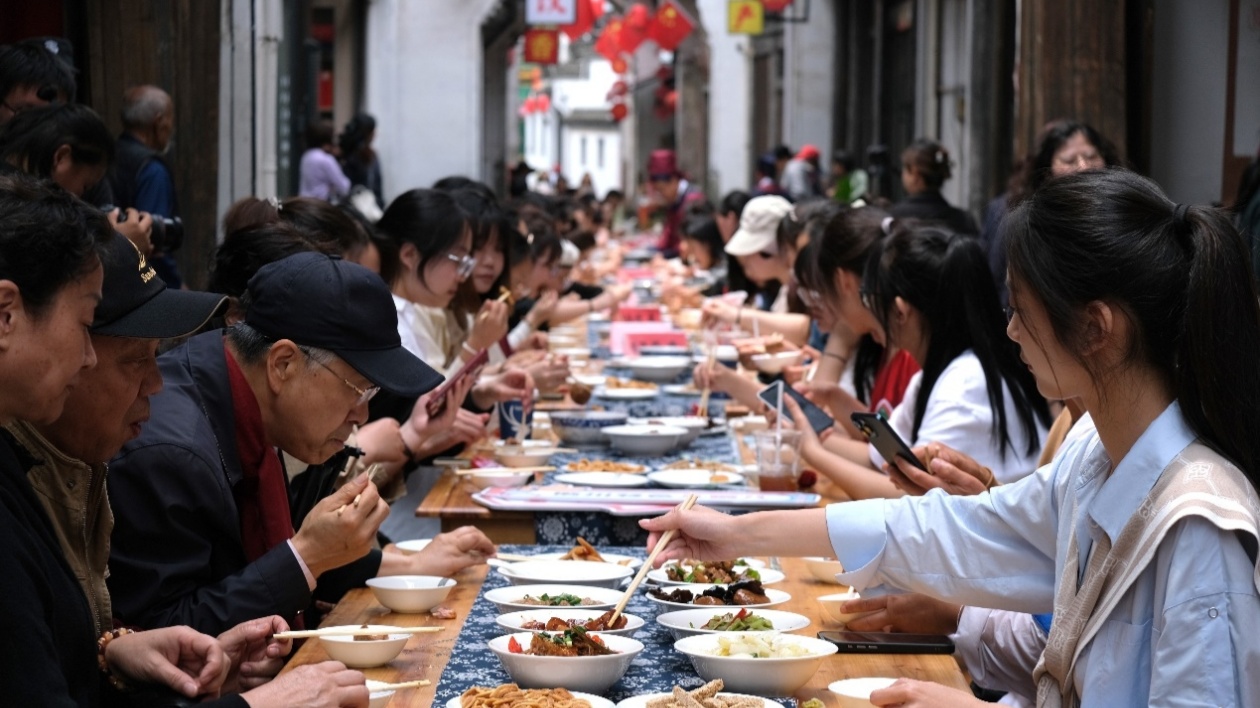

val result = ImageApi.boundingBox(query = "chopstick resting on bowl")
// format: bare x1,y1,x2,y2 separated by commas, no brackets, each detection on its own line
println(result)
272,625,445,639
607,493,699,627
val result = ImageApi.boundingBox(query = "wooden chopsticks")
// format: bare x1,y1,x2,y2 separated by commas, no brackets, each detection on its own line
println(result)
272,626,445,639
607,493,699,626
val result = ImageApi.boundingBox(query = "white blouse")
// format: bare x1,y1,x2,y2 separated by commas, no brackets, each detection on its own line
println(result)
868,350,1045,483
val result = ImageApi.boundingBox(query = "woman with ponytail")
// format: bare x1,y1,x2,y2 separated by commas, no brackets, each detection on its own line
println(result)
791,221,1050,500
642,169,1260,707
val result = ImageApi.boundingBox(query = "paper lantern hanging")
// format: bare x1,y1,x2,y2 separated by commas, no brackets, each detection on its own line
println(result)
537,94,551,113
611,56,629,74
610,102,629,122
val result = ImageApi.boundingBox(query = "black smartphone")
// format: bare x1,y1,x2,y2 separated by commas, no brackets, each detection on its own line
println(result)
758,381,835,435
818,630,954,654
850,411,927,471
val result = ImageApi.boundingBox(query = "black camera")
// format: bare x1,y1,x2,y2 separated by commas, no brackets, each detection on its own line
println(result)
103,206,184,253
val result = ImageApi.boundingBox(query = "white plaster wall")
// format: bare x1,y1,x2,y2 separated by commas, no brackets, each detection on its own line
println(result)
365,0,500,201
698,0,753,196
782,0,837,167
1148,0,1229,204
552,59,619,111
562,127,622,196
522,110,560,175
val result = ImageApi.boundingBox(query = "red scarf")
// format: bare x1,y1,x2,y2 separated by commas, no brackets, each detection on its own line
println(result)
223,342,295,562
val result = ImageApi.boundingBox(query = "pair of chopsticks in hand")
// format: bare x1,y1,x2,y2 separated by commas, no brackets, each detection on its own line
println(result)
272,626,444,639
337,462,384,516
607,493,699,627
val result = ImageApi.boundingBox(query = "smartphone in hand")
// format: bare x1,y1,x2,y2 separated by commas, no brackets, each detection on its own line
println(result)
758,380,835,435
425,348,489,417
850,411,927,471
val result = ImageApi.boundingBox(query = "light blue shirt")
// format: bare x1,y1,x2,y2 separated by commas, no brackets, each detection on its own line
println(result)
828,402,1260,707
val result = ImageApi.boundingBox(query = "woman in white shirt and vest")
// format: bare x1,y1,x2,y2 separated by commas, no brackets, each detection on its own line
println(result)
643,170,1260,707
799,222,1051,499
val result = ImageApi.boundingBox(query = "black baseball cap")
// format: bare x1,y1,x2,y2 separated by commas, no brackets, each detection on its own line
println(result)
243,252,442,398
92,237,226,338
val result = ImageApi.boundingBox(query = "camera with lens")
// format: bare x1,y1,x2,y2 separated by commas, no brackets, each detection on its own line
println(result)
103,205,184,253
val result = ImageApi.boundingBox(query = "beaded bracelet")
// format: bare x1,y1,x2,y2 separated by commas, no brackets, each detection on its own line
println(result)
98,628,135,690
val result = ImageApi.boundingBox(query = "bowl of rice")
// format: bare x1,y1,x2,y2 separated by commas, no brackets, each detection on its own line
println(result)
673,632,837,695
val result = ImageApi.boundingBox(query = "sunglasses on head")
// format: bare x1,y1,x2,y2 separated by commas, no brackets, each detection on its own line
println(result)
649,173,673,184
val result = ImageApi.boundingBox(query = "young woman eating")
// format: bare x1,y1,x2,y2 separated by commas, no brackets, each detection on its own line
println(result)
643,169,1260,706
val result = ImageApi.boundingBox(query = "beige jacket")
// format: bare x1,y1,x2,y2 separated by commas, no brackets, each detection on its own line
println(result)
6,421,114,634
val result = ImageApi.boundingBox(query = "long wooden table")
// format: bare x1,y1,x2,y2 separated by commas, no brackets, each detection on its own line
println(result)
280,556,969,706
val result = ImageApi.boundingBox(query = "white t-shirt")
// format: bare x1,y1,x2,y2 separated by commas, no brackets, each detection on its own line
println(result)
393,294,458,376
868,350,1046,483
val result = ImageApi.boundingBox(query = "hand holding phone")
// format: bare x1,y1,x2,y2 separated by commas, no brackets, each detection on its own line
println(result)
758,380,835,435
850,412,927,471
425,348,489,417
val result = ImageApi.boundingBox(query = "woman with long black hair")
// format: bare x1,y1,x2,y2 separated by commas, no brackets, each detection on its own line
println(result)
797,221,1050,499
644,169,1260,706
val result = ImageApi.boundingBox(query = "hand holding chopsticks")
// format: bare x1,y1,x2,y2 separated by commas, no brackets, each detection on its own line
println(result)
608,493,699,627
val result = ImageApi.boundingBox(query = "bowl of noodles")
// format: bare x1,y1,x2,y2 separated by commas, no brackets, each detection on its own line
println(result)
449,684,615,707
488,630,644,694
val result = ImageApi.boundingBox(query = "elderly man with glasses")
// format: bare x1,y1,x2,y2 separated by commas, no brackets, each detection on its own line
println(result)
106,252,496,635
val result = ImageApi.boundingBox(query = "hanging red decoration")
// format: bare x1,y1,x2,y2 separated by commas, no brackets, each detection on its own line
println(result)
611,80,628,96
590,0,605,20
619,3,651,53
536,94,552,112
561,0,595,40
522,96,538,114
523,28,560,65
761,0,794,12
594,17,625,61
647,0,694,51
611,56,629,74
610,102,628,121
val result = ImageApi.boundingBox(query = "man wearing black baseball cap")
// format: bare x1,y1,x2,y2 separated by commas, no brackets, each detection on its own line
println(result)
5,234,226,635
106,252,495,635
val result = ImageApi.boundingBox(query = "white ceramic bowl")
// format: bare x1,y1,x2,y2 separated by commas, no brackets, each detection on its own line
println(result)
494,440,559,468
645,583,791,611
802,557,847,585
498,560,635,588
646,468,745,489
495,608,645,637
364,680,394,708
817,590,876,626
550,410,629,446
750,350,803,374
673,633,838,695
484,584,625,613
602,424,688,456
628,415,711,445
638,344,692,357
319,626,409,668
365,575,455,613
656,608,811,640
829,677,901,706
529,551,643,568
394,538,431,555
616,695,783,708
488,632,644,693
466,467,535,489
625,355,693,383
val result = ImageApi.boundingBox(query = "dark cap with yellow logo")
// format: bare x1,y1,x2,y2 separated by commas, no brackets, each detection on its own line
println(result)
91,236,227,338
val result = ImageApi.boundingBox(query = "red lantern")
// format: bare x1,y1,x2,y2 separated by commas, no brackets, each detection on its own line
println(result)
537,94,551,113
611,56,629,74
611,80,628,96
610,103,628,121
661,89,677,113
590,0,604,20
561,0,595,40
620,3,651,53
522,96,538,114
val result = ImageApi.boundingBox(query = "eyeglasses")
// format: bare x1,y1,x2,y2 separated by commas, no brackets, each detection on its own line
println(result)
798,288,824,308
1003,305,1018,323
301,348,379,406
446,252,477,279
859,288,879,311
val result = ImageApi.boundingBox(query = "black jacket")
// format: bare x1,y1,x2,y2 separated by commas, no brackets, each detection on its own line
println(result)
107,331,381,636
889,190,979,236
